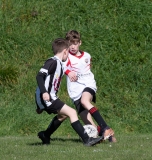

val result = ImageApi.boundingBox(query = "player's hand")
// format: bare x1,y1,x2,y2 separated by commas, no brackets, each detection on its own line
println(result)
42,92,50,101
68,71,78,82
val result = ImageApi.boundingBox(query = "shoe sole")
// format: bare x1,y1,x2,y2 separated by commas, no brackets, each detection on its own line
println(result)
84,136,103,147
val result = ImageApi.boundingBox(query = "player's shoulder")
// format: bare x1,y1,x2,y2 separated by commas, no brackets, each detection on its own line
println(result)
83,51,91,57
44,57,57,66
45,57,56,63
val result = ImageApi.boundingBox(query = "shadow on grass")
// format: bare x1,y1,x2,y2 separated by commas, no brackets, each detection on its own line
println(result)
27,137,82,146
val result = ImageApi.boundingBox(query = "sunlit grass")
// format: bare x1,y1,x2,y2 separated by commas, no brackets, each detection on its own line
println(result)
0,134,152,160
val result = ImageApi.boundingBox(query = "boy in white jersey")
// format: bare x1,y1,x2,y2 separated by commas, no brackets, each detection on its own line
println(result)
35,38,103,146
64,30,116,142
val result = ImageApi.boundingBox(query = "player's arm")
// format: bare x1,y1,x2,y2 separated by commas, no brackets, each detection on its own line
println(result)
36,71,47,94
67,71,78,82
36,59,57,100
63,58,78,82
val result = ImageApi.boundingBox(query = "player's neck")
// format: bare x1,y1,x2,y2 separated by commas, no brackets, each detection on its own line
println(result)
69,50,81,56
76,51,81,56
55,52,63,62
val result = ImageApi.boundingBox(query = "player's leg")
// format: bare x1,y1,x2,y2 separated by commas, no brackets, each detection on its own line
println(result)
77,107,116,142
74,98,96,127
74,96,107,139
44,114,67,138
38,114,67,144
80,89,116,142
81,91,108,130
37,98,67,144
79,110,96,127
58,104,103,146
74,98,103,138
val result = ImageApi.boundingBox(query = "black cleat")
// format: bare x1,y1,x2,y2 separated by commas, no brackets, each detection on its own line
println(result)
84,136,103,147
38,131,50,144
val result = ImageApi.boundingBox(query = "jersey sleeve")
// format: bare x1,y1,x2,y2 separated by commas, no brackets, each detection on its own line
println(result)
36,59,57,94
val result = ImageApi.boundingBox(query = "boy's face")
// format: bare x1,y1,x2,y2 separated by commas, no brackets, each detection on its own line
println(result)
62,48,69,62
69,41,81,54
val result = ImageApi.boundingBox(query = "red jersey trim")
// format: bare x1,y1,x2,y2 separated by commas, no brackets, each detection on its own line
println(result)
69,50,84,59
65,69,71,75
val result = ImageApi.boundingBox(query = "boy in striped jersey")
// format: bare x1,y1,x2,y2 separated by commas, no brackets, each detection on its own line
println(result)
35,38,103,146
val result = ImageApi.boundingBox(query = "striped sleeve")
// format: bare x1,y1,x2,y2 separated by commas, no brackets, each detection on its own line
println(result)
36,59,57,94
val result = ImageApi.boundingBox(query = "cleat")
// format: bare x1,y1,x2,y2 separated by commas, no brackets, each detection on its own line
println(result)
84,136,103,147
108,135,117,143
103,128,114,140
38,131,50,144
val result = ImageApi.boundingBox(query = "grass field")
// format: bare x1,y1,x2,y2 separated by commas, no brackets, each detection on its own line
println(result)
0,1,152,159
0,134,152,160
0,0,151,135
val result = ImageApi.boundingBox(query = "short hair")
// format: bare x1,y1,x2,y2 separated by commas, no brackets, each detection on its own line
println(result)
52,38,69,55
65,30,81,44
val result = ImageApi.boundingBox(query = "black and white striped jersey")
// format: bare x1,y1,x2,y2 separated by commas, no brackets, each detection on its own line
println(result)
36,56,64,103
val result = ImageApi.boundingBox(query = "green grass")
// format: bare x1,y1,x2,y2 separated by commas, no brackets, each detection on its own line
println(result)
0,134,152,160
0,0,152,136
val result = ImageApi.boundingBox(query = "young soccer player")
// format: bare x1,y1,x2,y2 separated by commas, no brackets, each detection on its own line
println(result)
35,38,103,146
63,30,116,142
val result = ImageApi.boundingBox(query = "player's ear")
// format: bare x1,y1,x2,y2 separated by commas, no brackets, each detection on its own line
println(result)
64,48,68,55
63,48,66,54
79,40,82,45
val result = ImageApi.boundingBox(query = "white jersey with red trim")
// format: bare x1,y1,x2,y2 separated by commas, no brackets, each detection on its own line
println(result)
64,51,97,101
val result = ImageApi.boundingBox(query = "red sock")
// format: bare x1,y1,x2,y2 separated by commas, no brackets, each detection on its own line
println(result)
97,126,101,134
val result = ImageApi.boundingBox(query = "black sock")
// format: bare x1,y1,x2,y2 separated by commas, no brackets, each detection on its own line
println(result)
44,116,63,138
71,120,89,143
89,107,108,134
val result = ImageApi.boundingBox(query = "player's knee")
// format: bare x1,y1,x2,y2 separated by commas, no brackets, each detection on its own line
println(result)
57,114,67,121
68,108,77,118
72,108,77,115
80,98,87,106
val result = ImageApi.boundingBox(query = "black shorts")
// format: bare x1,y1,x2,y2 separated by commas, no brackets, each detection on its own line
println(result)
35,97,65,114
74,87,96,114
45,98,65,114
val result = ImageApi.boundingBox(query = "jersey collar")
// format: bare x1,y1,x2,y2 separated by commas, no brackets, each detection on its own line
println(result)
69,50,84,58
54,56,62,63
